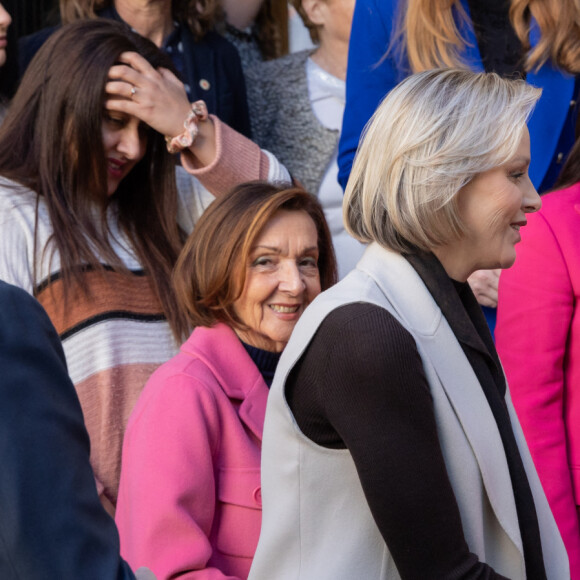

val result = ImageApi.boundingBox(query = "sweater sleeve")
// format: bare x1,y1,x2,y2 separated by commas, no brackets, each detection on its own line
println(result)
496,210,580,577
337,0,401,190
180,116,290,198
286,303,507,579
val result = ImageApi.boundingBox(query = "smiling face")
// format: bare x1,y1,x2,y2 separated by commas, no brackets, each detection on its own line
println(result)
0,3,11,68
434,127,541,281
233,210,322,352
101,111,148,196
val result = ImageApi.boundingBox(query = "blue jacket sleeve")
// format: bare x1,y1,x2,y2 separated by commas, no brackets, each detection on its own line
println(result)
0,281,135,580
337,0,403,190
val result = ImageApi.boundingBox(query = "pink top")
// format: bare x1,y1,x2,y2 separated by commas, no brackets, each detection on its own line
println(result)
116,324,269,579
496,182,580,578
183,116,272,197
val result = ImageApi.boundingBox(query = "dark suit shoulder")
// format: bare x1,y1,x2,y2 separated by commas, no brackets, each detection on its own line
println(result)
0,281,64,357
0,280,136,580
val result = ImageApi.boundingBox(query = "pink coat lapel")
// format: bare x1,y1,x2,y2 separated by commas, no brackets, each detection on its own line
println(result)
180,323,269,441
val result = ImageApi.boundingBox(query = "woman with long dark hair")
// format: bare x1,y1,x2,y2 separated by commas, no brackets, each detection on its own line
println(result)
0,18,287,515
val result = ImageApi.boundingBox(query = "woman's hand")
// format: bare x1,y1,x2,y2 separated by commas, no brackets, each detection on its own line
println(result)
105,51,216,165
467,268,500,308
105,51,193,139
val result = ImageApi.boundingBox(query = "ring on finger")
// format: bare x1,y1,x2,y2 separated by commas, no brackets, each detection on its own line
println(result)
130,86,137,97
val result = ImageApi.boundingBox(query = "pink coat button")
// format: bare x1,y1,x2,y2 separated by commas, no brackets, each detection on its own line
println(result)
253,486,262,506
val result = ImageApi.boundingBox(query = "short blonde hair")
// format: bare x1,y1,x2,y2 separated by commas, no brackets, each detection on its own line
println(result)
344,69,541,253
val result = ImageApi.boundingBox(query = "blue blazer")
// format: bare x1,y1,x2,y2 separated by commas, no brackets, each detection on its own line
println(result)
338,0,577,191
0,281,135,579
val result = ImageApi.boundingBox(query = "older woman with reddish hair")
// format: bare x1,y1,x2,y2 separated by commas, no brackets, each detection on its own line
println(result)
116,182,337,579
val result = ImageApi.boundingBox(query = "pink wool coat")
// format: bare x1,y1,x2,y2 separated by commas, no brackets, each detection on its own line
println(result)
496,182,580,578
115,323,269,580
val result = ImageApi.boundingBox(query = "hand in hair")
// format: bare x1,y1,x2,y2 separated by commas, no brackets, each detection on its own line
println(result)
105,52,216,164
467,268,500,308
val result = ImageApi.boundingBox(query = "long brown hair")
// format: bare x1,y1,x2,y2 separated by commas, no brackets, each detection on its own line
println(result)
0,20,189,340
59,0,222,41
255,0,289,60
173,182,337,329
392,0,580,75
510,0,580,73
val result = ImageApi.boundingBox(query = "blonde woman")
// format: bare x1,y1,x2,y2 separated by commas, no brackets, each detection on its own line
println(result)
250,69,567,579
337,0,580,331
338,0,580,193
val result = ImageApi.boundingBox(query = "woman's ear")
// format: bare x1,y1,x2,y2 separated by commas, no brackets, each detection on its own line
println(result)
301,0,326,28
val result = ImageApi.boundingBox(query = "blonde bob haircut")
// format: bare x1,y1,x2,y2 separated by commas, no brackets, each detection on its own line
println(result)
344,69,541,254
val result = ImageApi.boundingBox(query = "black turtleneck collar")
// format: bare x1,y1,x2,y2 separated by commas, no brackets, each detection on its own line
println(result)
240,341,281,388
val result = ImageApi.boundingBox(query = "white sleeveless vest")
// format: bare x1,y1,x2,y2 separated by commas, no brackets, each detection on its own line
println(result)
249,243,568,580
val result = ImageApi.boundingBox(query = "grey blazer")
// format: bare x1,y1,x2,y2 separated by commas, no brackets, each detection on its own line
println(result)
245,50,338,195
250,243,569,579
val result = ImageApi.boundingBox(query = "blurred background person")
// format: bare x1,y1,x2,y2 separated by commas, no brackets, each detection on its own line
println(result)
339,0,580,193
249,69,568,579
220,0,288,71
0,20,288,514
116,183,336,579
337,0,580,330
246,0,363,278
496,141,580,578
19,0,251,136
